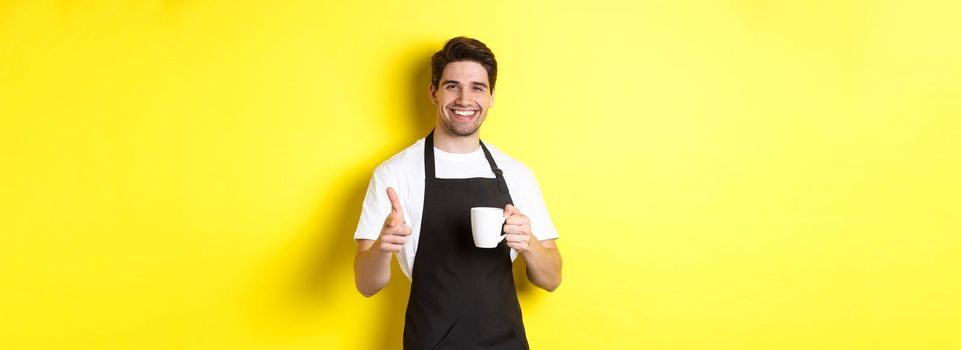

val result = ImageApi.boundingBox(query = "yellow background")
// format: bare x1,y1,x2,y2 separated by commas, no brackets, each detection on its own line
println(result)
2,0,959,349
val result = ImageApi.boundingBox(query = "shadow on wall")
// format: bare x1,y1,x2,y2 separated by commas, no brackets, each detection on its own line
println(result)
264,40,540,349
407,46,437,136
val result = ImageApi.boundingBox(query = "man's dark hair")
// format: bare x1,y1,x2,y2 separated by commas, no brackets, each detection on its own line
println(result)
431,36,498,91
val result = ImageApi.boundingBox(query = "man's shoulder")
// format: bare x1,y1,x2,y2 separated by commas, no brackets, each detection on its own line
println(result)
374,138,425,178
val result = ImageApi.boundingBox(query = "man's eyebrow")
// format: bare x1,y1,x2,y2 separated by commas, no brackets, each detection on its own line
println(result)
441,80,489,89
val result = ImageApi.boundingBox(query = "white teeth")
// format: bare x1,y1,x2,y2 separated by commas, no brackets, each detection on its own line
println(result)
453,110,476,116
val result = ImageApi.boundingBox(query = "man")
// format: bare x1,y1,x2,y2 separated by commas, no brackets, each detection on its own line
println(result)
353,36,562,349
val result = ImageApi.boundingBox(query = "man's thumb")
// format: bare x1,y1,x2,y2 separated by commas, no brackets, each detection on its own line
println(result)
386,187,403,214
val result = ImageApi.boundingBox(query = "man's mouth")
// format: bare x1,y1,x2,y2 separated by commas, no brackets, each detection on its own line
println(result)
449,108,479,121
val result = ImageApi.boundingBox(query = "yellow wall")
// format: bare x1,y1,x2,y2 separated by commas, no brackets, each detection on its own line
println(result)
2,1,959,349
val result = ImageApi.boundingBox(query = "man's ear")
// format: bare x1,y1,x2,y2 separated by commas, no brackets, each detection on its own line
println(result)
489,91,495,108
429,83,437,105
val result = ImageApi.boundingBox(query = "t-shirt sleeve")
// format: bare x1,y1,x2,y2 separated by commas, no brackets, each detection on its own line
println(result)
353,168,391,240
521,170,559,241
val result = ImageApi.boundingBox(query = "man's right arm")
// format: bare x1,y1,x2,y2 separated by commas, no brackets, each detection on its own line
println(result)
353,187,411,297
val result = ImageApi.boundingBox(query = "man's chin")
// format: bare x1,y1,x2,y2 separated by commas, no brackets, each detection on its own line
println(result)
444,120,481,137
452,127,478,136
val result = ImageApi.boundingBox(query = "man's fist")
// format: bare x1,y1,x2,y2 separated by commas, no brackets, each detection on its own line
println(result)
379,187,412,253
503,204,534,252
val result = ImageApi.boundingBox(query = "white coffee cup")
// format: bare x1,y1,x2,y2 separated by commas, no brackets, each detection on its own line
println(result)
470,207,508,248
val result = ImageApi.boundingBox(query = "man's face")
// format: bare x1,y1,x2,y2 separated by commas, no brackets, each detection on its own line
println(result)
430,60,494,137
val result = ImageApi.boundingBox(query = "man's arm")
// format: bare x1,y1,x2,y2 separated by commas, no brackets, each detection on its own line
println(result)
503,204,562,292
353,239,391,297
521,238,562,292
353,187,411,297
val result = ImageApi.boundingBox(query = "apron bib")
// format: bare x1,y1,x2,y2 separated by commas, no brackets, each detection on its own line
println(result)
403,130,529,350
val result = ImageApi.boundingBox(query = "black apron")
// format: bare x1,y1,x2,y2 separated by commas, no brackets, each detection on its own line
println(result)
403,130,529,350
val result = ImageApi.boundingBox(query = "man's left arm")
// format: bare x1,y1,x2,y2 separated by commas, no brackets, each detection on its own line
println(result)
503,204,562,292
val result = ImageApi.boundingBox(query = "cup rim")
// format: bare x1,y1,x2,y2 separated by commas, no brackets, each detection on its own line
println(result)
471,207,503,213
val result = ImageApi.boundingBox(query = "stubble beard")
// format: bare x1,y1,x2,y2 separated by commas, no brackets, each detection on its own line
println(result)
441,110,484,137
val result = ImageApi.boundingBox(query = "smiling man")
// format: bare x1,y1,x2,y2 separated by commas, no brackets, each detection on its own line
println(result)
352,36,562,349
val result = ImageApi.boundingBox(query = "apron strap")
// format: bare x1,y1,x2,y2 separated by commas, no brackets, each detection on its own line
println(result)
479,141,510,194
425,130,437,179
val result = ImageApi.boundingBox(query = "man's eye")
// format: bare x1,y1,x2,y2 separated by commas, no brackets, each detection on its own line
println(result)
473,87,484,91
446,84,457,90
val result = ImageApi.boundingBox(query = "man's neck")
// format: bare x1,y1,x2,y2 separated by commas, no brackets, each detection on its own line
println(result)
433,127,481,154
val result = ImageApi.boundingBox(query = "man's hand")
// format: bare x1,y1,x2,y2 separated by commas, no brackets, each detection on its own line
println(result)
503,204,534,253
354,187,409,297
503,203,563,292
379,187,412,253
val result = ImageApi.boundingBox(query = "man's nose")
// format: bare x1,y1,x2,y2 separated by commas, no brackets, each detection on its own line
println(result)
455,91,470,106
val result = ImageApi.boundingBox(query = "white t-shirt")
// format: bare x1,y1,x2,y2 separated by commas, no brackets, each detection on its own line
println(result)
353,137,559,280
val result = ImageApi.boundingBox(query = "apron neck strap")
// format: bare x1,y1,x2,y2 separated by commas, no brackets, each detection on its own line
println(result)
424,129,510,194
